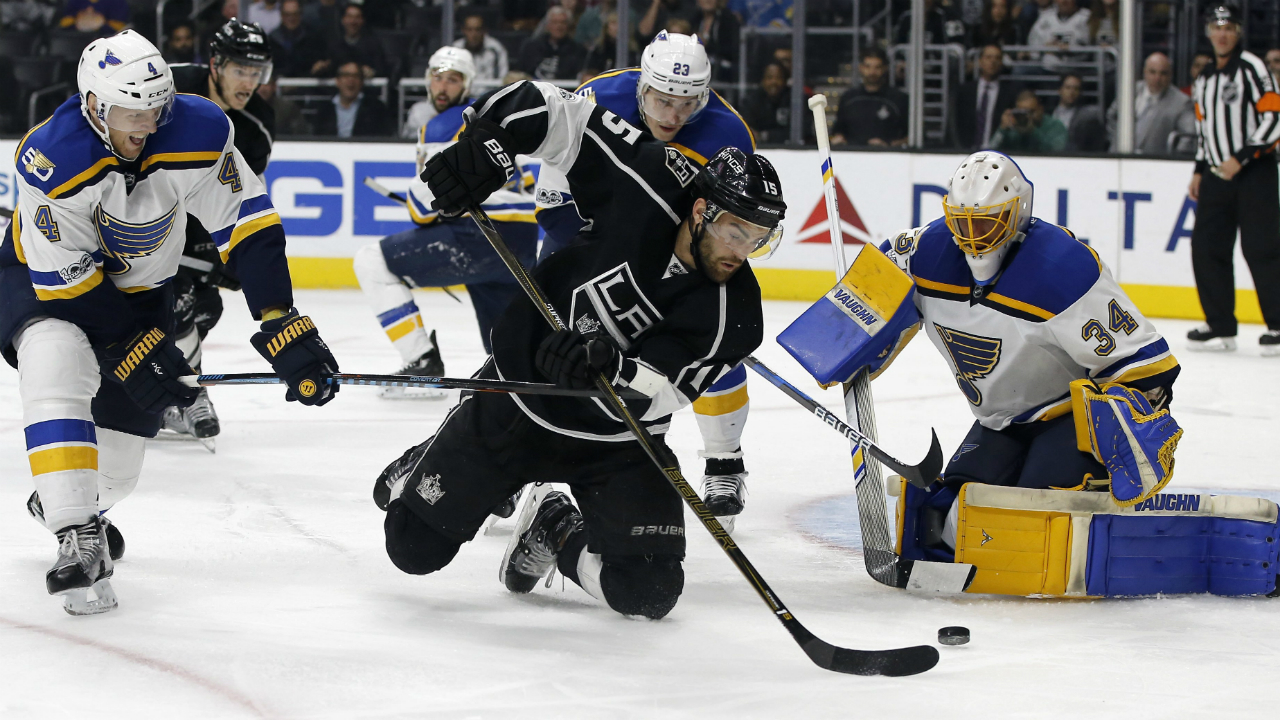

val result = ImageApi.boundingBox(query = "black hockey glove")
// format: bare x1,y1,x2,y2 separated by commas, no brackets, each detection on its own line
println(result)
101,328,199,414
535,329,621,390
422,117,518,217
250,308,340,406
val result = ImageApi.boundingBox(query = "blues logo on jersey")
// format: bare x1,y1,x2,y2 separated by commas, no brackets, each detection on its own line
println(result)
934,323,1001,405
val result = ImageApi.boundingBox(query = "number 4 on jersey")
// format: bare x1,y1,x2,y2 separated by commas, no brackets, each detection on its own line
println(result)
1108,299,1138,335
218,153,243,193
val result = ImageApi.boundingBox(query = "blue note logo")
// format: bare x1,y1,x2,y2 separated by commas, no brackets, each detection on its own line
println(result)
95,203,178,275
934,323,1001,406
99,50,122,69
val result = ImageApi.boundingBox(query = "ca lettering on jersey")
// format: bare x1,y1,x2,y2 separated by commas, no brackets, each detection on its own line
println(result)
569,263,664,350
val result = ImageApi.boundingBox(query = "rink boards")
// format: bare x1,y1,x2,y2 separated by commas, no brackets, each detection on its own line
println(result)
0,139,1266,323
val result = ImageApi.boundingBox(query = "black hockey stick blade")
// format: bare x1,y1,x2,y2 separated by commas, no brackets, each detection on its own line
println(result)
793,624,939,677
871,429,944,490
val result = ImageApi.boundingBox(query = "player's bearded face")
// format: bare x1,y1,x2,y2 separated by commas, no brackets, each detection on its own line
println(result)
430,70,467,111
698,212,768,282
641,88,700,141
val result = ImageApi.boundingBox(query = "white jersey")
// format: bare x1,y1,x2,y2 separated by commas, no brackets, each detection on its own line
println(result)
1027,8,1092,71
10,94,291,342
883,218,1179,430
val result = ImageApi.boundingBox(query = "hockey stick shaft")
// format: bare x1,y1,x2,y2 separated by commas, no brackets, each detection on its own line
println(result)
808,95,848,277
741,357,942,488
467,204,937,676
184,372,642,399
363,176,408,205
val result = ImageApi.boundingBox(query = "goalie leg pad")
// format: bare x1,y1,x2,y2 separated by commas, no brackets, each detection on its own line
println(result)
778,244,921,385
894,476,959,563
954,484,1280,597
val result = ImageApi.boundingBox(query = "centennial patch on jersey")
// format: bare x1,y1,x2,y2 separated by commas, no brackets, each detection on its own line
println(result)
535,187,564,206
569,263,664,349
664,147,696,187
21,147,55,182
934,323,1001,406
95,203,179,275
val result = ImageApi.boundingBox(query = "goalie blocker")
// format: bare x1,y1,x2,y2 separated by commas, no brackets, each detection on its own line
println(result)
895,479,1280,598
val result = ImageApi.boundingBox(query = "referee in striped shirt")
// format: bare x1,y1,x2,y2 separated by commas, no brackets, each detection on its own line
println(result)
1187,4,1280,354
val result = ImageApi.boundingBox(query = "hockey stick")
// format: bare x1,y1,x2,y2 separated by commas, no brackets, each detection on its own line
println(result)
741,356,942,489
466,203,937,677
363,176,407,204
182,372,643,399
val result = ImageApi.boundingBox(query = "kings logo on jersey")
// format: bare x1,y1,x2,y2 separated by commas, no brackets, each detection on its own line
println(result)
95,204,179,275
569,263,664,349
934,323,1001,406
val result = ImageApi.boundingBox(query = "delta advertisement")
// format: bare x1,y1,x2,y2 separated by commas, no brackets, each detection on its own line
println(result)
0,138,1263,322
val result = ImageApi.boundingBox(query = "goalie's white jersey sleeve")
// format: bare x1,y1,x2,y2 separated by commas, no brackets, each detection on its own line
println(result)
882,218,1179,430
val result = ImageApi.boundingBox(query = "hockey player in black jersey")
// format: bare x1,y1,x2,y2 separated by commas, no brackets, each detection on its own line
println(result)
164,18,277,447
373,80,786,619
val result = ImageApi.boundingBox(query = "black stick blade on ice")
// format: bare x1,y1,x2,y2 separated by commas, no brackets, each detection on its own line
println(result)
793,625,940,677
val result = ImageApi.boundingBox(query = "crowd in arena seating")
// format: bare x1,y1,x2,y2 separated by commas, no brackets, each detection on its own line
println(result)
0,0,1277,154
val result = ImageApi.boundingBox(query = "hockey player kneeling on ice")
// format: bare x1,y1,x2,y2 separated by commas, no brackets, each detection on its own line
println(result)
1,31,339,615
372,79,785,619
777,152,1280,599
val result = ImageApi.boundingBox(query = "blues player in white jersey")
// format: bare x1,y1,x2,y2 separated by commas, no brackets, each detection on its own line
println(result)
352,46,538,398
533,32,760,530
0,31,339,615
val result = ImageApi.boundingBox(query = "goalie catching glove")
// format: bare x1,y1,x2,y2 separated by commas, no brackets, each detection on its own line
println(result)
100,328,199,414
250,308,340,406
422,115,518,217
1070,378,1182,506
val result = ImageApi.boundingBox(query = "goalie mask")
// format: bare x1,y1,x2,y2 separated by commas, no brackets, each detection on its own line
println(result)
77,30,175,155
942,151,1033,286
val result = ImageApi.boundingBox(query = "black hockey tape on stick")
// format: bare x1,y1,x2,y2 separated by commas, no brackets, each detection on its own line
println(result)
742,356,943,489
0,207,12,219
182,372,643,399
466,203,939,678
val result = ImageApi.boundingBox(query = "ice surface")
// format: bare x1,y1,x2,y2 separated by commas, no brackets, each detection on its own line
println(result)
1,290,1276,719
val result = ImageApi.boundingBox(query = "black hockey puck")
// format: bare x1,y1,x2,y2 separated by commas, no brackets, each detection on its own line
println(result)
938,626,970,646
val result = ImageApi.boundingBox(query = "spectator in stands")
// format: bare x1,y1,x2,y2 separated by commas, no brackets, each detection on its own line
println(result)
992,89,1066,152
665,16,693,34
739,61,789,143
582,11,638,78
638,0,696,40
693,0,739,82
328,3,387,78
972,0,1023,48
503,70,533,85
730,0,790,29
1050,72,1105,151
1017,0,1052,42
577,0,637,46
953,44,1023,149
1180,51,1212,94
1027,0,1092,73
831,48,908,147
1106,51,1194,156
243,0,281,35
893,0,967,45
1266,48,1280,88
314,60,392,137
535,0,585,38
257,75,311,134
1088,0,1117,45
164,20,199,64
453,12,509,83
302,0,340,42
270,0,325,77
58,0,128,34
518,6,587,80
0,1,56,33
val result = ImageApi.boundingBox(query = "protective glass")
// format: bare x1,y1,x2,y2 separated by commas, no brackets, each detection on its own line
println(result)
942,195,1020,256
103,96,175,132
705,210,784,260
639,86,709,129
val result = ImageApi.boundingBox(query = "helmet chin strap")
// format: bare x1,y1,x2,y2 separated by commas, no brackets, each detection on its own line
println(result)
686,211,711,273
80,98,141,162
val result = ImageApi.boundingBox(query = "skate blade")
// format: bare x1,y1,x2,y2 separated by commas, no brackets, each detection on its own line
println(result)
1262,345,1280,357
62,579,118,616
198,437,216,453
1187,338,1237,352
717,514,736,535
482,513,512,537
499,485,549,585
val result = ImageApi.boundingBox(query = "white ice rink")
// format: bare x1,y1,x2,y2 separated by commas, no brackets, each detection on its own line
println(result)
1,289,1277,719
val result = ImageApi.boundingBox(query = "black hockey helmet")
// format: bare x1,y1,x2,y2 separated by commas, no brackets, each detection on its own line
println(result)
211,18,273,82
693,147,787,258
1203,3,1241,27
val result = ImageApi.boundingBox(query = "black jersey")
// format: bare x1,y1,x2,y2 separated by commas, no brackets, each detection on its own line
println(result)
171,64,276,177
470,81,764,440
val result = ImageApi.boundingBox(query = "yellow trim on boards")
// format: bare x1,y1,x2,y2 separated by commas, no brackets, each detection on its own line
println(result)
286,257,466,293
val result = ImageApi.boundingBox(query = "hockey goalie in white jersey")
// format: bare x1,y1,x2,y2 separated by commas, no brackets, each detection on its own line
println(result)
0,31,340,615
784,152,1280,598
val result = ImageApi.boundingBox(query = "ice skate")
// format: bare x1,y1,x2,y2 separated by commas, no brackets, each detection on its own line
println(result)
482,488,524,536
157,388,219,452
46,518,117,616
381,330,447,400
373,441,430,510
1186,325,1236,352
702,472,748,534
1261,330,1280,357
27,492,124,561
500,487,582,593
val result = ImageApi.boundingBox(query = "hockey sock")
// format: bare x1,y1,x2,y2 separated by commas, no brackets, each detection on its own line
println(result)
354,243,436,364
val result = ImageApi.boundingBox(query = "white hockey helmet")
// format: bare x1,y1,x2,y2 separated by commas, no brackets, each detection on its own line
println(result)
427,46,476,96
77,30,175,146
942,151,1034,285
636,31,712,128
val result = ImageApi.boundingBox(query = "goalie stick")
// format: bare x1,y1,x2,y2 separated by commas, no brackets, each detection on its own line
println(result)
183,372,644,399
806,96,974,594
466,203,938,677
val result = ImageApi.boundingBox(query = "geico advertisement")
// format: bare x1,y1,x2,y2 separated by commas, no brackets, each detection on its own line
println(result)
0,138,1231,290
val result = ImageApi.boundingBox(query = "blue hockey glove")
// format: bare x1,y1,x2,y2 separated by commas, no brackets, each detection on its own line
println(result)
101,328,200,414
1070,379,1183,506
250,308,339,406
